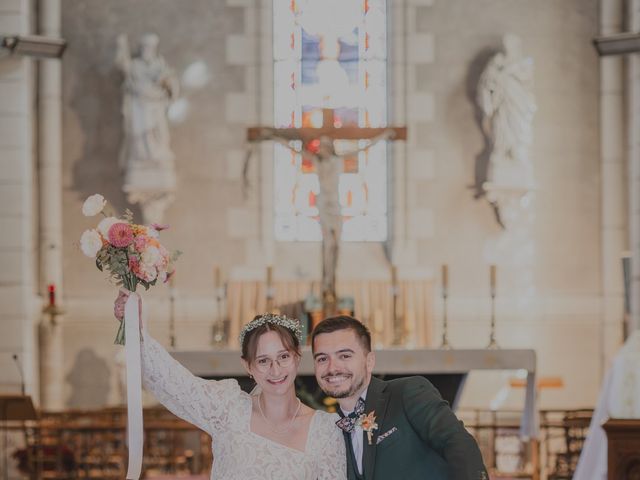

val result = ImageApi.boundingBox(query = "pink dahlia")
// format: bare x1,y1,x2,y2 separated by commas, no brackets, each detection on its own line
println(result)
108,223,134,248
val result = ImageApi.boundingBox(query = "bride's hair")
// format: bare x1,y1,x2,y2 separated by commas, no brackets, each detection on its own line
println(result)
240,315,302,364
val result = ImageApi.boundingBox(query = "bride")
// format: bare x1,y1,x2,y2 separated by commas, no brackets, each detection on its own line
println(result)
114,290,346,479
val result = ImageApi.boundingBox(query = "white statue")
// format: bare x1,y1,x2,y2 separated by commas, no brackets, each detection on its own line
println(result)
116,33,179,224
478,33,537,192
479,35,538,305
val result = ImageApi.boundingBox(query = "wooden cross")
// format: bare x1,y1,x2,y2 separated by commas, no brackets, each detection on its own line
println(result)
248,108,406,144
247,108,407,317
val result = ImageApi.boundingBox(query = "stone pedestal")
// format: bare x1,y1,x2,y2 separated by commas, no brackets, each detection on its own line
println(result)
38,319,65,410
483,183,537,310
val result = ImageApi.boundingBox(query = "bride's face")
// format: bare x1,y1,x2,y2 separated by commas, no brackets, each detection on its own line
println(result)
249,330,300,395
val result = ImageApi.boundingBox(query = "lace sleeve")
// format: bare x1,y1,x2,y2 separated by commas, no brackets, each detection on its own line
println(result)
314,413,347,480
140,331,242,435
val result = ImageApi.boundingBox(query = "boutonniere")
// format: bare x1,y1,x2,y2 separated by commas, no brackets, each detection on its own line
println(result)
356,411,379,445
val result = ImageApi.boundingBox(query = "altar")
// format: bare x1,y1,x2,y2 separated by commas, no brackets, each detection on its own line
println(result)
171,346,538,439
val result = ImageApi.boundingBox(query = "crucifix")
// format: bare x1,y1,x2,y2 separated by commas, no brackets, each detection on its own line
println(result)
248,108,406,317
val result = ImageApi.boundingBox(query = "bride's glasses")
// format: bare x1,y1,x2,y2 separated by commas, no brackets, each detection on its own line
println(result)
254,352,295,373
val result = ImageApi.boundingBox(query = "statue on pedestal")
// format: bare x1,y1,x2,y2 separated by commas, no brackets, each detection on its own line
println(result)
116,33,179,224
477,33,537,230
478,34,538,309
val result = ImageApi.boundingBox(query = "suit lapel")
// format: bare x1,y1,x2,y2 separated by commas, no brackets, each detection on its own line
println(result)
362,377,389,480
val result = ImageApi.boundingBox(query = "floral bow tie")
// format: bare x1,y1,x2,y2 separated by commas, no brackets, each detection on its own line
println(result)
335,398,366,433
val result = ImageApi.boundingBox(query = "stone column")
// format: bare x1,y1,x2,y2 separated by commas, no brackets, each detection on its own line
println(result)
0,1,38,404
38,0,65,410
597,0,627,379
628,0,640,333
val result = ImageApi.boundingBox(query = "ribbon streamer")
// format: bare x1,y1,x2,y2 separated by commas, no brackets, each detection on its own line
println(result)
124,292,143,479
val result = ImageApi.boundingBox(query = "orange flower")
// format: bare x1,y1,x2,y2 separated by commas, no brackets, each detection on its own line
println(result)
131,225,146,235
356,411,379,445
359,411,378,431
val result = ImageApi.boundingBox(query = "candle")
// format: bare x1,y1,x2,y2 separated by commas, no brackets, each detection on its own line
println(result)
214,266,221,289
266,265,273,286
48,284,56,307
490,265,496,294
441,264,448,293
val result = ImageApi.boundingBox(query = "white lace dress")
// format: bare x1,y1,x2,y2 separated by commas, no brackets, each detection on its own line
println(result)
140,332,347,480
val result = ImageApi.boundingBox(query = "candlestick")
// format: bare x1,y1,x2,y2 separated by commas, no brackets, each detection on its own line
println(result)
212,267,226,346
43,283,64,324
390,265,402,345
490,264,496,296
48,284,56,307
169,273,176,348
441,265,448,296
488,264,499,349
440,265,451,349
214,266,221,290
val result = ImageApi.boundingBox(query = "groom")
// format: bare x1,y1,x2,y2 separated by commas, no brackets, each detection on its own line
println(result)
311,315,488,480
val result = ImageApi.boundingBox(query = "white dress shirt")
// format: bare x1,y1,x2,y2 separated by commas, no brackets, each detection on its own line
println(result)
340,389,368,475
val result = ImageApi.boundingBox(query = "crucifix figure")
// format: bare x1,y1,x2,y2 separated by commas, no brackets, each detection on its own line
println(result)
248,108,406,316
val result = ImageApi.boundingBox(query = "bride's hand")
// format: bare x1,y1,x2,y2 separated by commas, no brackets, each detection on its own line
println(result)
114,289,129,322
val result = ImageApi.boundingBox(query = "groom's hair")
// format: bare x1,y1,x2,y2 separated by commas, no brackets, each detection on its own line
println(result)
311,315,372,353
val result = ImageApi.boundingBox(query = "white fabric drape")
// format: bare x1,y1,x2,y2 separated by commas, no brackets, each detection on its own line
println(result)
226,279,433,348
124,292,143,479
573,331,640,480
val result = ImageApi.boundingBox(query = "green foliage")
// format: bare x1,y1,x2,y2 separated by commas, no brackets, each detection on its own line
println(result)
95,245,138,291
122,209,134,223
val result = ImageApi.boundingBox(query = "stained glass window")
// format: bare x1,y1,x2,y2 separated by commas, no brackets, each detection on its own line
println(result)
273,0,388,241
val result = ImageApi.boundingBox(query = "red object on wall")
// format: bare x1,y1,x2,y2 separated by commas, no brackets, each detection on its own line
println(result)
48,284,56,306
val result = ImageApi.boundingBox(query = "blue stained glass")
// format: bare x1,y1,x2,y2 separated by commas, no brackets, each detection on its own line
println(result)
338,34,359,62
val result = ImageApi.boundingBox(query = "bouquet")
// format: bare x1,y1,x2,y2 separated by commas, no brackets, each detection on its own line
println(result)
79,194,179,344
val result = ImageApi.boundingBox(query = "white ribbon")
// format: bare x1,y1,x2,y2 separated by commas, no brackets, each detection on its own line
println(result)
124,292,143,479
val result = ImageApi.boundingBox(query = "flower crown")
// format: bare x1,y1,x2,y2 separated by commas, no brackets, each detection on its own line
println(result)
238,313,304,348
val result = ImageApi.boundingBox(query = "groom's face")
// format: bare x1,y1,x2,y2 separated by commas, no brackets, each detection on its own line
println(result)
312,328,375,401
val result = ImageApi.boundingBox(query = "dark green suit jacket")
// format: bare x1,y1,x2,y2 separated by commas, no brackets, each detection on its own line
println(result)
344,376,488,480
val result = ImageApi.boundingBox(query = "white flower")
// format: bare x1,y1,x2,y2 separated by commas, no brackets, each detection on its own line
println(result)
97,216,120,237
139,263,158,282
141,246,161,267
157,270,168,283
80,229,103,258
146,227,159,239
82,194,106,217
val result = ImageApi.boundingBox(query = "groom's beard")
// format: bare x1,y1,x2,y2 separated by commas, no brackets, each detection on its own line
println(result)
321,372,366,399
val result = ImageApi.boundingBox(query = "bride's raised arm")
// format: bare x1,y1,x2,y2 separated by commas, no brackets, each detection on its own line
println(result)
115,291,242,436
140,331,242,435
